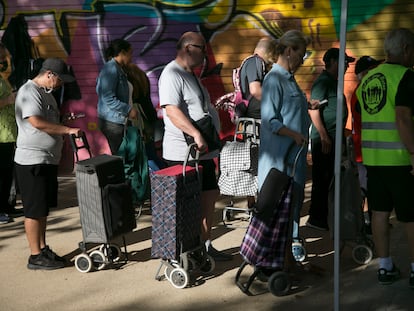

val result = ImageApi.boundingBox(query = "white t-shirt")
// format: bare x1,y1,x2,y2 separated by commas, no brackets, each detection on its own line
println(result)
159,60,218,161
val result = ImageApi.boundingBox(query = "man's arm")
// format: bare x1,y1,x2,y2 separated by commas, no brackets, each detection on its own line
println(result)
308,109,332,154
28,115,81,136
164,105,207,152
249,81,262,101
395,106,414,174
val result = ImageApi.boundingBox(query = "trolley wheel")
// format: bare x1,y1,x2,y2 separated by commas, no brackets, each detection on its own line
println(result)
75,253,93,273
200,254,215,274
352,244,373,265
292,241,307,262
268,271,291,296
169,268,189,289
90,250,107,270
100,244,122,262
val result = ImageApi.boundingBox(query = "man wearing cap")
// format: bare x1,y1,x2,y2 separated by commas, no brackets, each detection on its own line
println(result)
307,47,355,231
14,58,82,270
350,56,384,234
356,28,414,288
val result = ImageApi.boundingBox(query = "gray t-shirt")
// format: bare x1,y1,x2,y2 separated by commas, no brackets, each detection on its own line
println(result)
159,60,218,161
14,80,63,165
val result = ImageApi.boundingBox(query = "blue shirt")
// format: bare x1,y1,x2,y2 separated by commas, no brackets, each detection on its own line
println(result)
258,64,310,190
96,59,131,124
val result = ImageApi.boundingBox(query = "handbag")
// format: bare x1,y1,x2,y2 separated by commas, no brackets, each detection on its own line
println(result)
253,168,291,223
253,143,305,225
183,114,221,156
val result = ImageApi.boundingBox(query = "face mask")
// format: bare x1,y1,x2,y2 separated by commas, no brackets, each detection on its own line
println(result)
43,87,54,94
0,60,8,72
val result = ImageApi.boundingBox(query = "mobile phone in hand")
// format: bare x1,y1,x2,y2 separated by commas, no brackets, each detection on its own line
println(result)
318,99,328,107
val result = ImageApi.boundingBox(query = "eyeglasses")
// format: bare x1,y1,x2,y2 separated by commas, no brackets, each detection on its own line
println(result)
303,50,312,61
189,44,206,52
51,72,63,83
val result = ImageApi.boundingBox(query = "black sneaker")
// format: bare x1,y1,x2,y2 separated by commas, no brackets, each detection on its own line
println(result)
27,252,65,270
377,265,400,285
4,207,24,217
410,271,414,289
41,245,66,263
207,245,232,261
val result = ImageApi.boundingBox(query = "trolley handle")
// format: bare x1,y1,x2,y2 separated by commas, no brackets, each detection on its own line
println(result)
234,117,261,143
284,142,306,178
69,132,92,162
183,143,200,177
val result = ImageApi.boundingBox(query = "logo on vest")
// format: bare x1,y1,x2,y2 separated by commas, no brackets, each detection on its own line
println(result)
361,73,387,114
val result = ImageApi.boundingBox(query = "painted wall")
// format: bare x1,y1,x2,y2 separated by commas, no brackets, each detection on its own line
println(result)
2,0,413,172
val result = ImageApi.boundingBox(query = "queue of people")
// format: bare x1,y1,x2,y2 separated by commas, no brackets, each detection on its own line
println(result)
2,27,413,291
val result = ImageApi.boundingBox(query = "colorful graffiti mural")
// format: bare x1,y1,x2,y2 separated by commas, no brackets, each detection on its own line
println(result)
1,0,413,171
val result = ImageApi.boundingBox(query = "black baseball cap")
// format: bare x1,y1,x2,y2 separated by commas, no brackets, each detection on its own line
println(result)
355,56,384,74
41,58,75,83
323,48,355,64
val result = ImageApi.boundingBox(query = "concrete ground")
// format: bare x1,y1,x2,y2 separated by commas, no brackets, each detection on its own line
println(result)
0,175,413,311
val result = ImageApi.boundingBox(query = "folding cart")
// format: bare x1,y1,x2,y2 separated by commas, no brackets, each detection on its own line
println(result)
218,117,260,227
236,144,304,296
328,136,374,265
70,133,136,273
150,144,215,289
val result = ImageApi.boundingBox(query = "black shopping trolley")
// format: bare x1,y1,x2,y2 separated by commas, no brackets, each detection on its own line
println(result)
70,133,136,273
327,136,374,265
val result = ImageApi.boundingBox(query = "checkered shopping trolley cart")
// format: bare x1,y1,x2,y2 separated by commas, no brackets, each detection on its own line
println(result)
235,143,304,296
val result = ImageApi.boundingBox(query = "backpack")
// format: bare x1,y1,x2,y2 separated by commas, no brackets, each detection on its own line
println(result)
215,55,264,123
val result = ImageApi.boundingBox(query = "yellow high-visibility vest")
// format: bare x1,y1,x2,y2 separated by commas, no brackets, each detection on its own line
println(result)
356,63,411,166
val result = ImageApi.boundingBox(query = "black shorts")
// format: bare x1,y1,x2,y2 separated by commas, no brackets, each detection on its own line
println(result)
366,165,414,222
164,159,218,191
15,163,58,218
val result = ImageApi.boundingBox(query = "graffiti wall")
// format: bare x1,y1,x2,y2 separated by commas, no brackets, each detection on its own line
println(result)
2,0,413,171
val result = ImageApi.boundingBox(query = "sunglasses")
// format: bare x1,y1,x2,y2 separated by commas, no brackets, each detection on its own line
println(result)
189,44,206,52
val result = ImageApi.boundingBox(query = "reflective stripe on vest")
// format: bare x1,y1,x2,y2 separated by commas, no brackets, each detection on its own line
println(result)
361,121,396,130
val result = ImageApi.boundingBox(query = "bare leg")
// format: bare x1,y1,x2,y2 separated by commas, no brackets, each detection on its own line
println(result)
200,189,219,242
25,217,47,255
371,211,391,258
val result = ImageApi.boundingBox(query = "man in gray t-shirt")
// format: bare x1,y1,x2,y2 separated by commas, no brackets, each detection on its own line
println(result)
158,32,231,261
15,80,64,165
14,58,82,270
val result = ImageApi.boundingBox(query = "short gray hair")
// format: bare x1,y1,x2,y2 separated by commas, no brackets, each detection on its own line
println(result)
384,28,414,58
275,30,311,57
